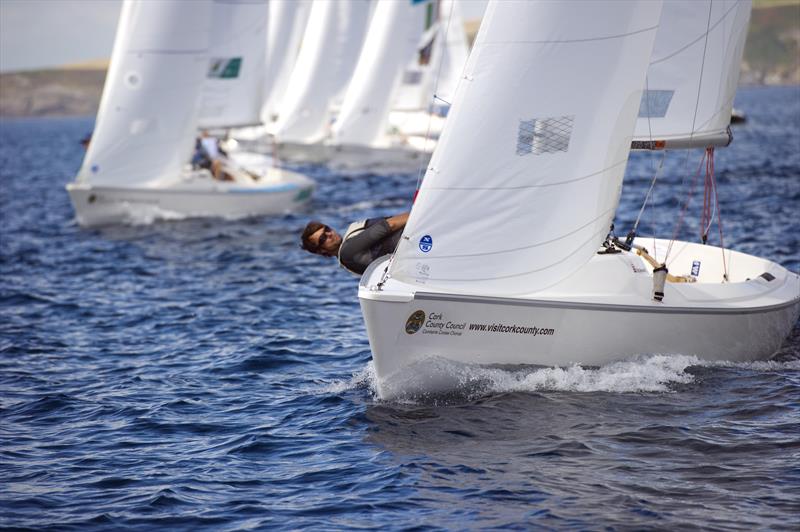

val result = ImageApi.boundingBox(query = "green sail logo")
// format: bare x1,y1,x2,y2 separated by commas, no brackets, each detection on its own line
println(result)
208,57,242,79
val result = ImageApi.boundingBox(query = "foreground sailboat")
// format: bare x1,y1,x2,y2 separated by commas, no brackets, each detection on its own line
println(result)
358,0,800,399
67,0,314,228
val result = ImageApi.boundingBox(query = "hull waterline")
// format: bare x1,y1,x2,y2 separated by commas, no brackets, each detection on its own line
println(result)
66,167,314,227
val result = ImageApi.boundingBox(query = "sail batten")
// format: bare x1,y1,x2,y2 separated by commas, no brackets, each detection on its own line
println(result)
389,0,663,296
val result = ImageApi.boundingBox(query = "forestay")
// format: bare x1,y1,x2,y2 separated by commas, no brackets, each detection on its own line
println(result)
389,0,663,296
197,0,269,129
434,0,470,107
78,0,211,187
331,0,426,147
272,0,371,143
634,0,752,149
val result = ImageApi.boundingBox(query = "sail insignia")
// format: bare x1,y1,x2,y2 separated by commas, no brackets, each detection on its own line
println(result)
516,116,574,156
638,89,674,118
207,57,242,79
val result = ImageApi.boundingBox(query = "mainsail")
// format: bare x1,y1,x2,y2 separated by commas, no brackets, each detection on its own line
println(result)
78,0,211,187
633,0,752,149
330,0,426,147
272,0,371,143
389,0,663,295
197,0,269,129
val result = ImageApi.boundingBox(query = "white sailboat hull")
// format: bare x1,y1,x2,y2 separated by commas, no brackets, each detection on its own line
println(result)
67,166,314,227
359,240,800,399
277,140,433,173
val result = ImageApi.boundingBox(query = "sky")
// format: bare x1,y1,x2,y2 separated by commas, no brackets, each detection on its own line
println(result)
0,0,488,73
0,0,123,72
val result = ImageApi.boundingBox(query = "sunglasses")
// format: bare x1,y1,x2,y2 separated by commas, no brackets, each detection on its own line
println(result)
316,225,332,251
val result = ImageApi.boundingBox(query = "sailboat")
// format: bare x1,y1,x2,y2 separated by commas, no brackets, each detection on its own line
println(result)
67,0,314,228
323,0,436,170
357,0,800,399
271,0,373,163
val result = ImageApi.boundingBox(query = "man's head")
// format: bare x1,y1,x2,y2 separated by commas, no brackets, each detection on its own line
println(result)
301,221,342,257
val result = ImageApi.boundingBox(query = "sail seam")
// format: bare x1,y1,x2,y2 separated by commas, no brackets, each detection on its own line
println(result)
404,226,610,284
421,159,628,190
649,2,740,66
405,208,614,260
480,24,659,45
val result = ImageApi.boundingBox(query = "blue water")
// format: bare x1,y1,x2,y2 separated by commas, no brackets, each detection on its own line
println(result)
1,86,799,530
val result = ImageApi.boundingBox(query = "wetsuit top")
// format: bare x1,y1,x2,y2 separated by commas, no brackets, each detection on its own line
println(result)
338,218,403,276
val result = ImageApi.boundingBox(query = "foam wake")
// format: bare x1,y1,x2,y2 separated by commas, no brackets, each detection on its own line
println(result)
322,354,800,403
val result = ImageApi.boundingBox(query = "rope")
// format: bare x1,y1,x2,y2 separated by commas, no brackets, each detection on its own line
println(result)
665,0,714,263
701,147,716,243
709,149,729,281
413,0,456,195
632,151,665,238
666,149,708,259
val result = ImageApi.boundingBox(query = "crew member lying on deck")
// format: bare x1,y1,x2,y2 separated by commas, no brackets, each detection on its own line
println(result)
300,213,409,275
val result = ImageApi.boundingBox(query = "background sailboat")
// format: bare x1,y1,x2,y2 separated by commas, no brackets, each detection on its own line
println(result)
66,0,314,228
357,0,800,399
271,0,372,159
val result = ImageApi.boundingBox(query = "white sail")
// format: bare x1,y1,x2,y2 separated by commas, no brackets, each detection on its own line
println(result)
389,0,663,296
260,0,311,124
435,0,470,106
392,19,439,112
633,0,752,149
331,0,426,147
77,0,212,187
197,0,269,129
272,0,371,143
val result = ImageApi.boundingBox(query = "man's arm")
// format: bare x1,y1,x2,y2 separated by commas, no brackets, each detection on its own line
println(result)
386,212,409,232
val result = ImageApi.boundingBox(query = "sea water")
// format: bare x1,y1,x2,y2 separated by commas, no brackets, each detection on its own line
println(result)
1,86,799,530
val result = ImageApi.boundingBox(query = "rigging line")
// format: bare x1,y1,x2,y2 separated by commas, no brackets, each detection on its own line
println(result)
387,1,458,287
648,1,739,66
709,149,729,281
633,151,666,235
413,0,456,193
666,149,707,260
666,0,714,263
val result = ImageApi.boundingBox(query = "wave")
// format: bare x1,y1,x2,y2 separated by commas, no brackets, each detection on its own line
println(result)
323,354,800,403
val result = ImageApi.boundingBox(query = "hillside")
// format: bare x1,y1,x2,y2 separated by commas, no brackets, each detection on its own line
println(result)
0,67,106,117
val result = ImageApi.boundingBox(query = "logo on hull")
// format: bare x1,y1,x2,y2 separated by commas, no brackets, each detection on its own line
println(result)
405,310,426,334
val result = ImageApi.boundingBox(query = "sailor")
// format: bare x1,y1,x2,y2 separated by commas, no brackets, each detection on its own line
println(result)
193,130,232,181
300,212,409,275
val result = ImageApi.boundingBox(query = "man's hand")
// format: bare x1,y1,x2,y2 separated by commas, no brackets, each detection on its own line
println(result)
386,212,410,232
